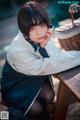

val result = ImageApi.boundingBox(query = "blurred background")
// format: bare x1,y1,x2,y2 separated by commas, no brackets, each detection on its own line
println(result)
0,0,80,24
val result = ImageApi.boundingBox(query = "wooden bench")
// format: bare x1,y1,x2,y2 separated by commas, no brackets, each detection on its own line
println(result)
52,65,80,120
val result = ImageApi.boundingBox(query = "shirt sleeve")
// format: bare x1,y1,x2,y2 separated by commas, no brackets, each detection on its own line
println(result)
45,37,80,59
7,46,80,75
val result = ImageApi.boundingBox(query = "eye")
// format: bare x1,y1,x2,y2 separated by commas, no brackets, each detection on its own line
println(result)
41,24,46,27
30,25,41,31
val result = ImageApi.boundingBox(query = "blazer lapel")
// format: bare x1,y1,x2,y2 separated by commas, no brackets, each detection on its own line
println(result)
38,47,49,58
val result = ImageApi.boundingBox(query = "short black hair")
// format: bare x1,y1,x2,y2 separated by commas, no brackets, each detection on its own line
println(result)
17,1,51,37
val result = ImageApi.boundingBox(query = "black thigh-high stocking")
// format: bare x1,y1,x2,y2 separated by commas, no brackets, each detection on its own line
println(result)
39,80,55,104
28,100,42,116
38,80,55,117
27,79,55,119
27,99,51,120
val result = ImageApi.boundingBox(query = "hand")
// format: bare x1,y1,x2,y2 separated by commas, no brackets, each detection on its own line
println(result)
39,29,53,47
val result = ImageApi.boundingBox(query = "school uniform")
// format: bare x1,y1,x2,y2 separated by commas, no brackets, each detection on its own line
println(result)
1,31,80,118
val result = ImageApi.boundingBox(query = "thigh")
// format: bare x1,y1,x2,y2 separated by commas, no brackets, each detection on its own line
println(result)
39,80,55,104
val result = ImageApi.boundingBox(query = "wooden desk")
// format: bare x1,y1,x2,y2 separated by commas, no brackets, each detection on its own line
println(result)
53,65,80,120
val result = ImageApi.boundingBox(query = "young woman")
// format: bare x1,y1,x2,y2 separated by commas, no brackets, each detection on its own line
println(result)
1,1,80,120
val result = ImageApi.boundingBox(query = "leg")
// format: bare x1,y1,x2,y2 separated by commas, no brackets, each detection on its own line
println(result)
28,100,43,116
38,80,55,117
39,81,55,104
27,79,55,120
27,99,51,120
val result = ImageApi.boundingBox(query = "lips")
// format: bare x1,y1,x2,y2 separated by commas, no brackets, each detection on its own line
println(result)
37,36,46,42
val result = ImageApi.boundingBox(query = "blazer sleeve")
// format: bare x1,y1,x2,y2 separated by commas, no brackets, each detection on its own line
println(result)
7,45,80,75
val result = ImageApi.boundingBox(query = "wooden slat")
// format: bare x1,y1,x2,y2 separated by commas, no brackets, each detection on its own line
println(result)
54,65,80,101
53,65,80,120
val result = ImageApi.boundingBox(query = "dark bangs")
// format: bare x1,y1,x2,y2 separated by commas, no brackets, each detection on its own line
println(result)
30,3,50,27
17,1,51,37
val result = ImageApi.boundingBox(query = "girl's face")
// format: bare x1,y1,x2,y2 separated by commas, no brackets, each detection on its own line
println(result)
29,24,48,43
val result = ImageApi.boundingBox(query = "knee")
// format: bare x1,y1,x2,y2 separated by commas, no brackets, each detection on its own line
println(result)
45,89,55,104
28,100,43,116
39,83,55,104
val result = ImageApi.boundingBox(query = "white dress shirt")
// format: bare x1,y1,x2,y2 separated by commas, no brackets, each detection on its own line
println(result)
7,31,80,75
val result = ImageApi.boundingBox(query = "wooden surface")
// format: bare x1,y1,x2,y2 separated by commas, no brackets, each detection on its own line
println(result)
55,65,80,101
53,65,80,120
